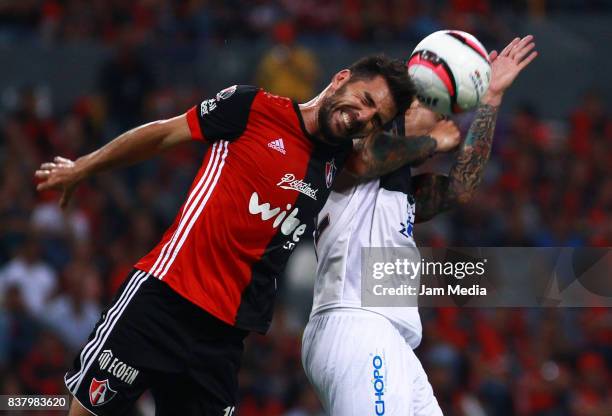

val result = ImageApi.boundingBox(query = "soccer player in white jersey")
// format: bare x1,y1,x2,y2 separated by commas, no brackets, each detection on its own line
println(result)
302,35,538,415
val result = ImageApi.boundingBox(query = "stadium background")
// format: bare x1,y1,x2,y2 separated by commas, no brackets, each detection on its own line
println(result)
0,1,610,415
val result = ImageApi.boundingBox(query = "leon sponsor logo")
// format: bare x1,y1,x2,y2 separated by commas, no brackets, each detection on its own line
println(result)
277,173,318,200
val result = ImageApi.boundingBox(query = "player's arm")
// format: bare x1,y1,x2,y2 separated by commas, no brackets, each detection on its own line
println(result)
412,102,498,222
35,115,192,208
413,35,538,222
36,85,257,208
346,120,460,179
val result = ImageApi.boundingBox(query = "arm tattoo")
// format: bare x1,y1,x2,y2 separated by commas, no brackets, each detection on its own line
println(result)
447,104,498,203
413,174,450,223
355,132,437,179
413,104,498,222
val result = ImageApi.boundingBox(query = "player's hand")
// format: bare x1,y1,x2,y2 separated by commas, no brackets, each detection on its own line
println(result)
483,35,538,105
428,119,460,153
35,156,84,209
403,99,440,136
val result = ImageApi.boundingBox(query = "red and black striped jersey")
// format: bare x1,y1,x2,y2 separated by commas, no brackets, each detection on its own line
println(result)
135,85,352,333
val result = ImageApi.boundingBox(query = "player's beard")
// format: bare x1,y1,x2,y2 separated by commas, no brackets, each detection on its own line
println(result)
317,83,365,145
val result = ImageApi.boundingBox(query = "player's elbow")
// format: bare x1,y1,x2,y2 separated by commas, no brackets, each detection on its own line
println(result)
157,115,192,150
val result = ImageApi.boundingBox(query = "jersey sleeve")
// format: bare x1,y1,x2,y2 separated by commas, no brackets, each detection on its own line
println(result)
186,85,259,143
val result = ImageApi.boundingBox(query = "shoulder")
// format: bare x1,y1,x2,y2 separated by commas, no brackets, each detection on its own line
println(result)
212,85,260,106
217,85,293,112
253,89,294,109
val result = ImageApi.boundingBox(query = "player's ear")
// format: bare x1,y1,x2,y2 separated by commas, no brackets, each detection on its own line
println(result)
331,69,351,91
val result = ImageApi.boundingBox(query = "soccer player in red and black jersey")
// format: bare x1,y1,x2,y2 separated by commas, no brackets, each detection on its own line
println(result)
35,55,456,415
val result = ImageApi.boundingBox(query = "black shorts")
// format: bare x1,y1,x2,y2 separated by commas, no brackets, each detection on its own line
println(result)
65,269,248,416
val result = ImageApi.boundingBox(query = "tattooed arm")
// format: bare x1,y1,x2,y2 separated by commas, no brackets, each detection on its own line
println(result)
413,34,538,222
413,103,498,222
348,132,437,178
346,120,459,179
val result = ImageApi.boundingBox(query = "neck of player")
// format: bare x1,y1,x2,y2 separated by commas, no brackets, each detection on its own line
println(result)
299,85,331,144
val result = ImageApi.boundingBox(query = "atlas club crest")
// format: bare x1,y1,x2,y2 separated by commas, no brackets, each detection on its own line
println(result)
325,159,337,189
89,378,117,406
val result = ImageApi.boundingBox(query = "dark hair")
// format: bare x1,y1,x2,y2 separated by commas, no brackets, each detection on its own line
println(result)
348,55,415,116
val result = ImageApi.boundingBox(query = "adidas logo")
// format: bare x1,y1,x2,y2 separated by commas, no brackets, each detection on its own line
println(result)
268,138,286,154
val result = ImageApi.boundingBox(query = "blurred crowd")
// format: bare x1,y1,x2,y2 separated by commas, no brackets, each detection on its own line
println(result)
1,0,611,47
416,91,612,248
1,1,611,416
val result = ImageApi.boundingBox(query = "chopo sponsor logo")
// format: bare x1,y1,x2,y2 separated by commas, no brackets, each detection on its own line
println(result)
277,173,318,200
325,159,337,188
98,349,140,385
372,355,385,415
89,378,117,406
248,192,307,250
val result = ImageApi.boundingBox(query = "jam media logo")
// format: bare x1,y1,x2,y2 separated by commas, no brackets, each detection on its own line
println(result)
325,158,337,189
277,173,318,200
89,378,117,407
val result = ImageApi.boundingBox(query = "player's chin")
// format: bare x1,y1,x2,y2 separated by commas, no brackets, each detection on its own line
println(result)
319,120,346,145
332,118,354,141
323,134,348,146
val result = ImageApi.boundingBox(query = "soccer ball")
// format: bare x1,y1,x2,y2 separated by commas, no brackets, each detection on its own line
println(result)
408,30,491,115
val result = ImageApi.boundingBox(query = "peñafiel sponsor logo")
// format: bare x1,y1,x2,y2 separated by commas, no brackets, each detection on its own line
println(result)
97,349,140,385
277,173,318,200
89,378,117,407
372,355,385,415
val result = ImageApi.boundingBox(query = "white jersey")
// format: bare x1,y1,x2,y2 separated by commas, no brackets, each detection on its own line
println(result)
311,165,422,348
